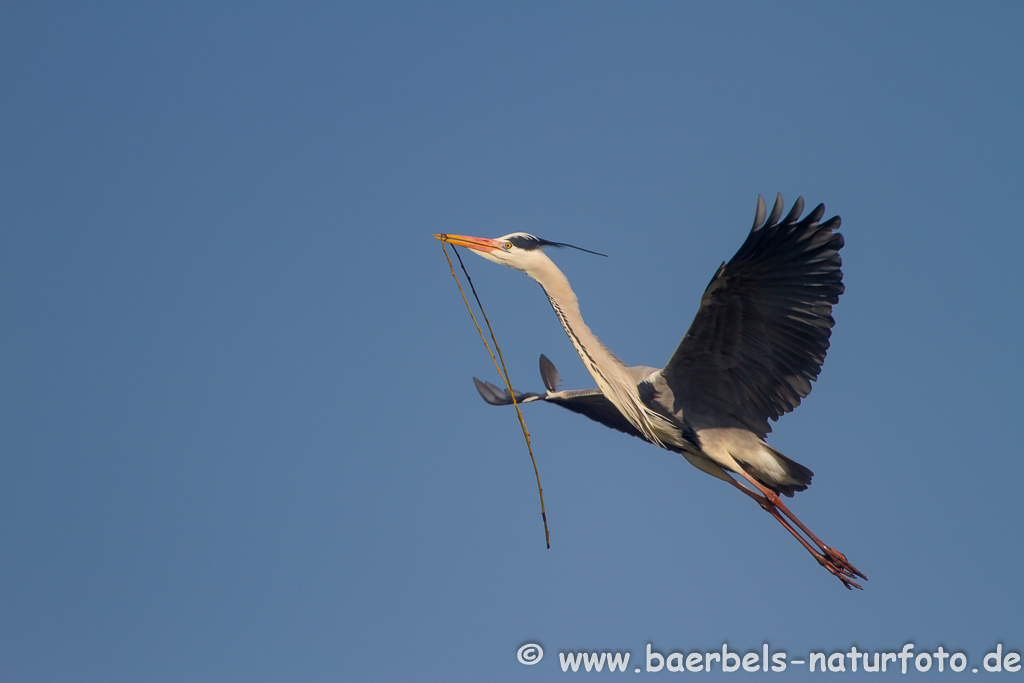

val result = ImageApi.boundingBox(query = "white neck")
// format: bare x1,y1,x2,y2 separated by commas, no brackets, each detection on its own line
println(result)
526,256,667,446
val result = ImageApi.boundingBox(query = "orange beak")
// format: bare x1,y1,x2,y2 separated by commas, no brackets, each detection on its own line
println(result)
433,234,502,252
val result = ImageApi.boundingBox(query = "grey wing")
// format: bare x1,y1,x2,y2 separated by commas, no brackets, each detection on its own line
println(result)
473,378,646,440
473,355,646,441
661,194,844,438
544,389,647,440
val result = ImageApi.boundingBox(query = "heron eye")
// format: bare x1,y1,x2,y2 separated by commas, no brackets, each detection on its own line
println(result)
504,241,513,250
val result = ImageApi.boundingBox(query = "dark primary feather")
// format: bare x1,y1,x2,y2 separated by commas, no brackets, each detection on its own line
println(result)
472,378,542,405
661,194,844,438
539,353,561,392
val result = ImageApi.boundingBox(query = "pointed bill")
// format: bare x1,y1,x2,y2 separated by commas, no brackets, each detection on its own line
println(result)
433,234,503,252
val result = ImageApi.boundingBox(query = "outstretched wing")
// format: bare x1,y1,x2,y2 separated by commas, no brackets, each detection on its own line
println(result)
474,378,647,440
543,389,647,440
661,194,844,438
473,355,646,441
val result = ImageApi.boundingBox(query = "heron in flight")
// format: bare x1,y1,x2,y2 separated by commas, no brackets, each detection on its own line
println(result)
435,194,865,589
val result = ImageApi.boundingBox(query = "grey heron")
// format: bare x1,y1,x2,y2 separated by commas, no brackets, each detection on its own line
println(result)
435,194,865,589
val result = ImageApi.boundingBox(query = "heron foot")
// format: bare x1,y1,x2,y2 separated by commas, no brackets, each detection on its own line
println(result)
816,547,866,590
824,546,866,580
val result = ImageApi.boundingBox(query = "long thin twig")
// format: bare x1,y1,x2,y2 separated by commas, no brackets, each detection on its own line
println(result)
442,241,550,548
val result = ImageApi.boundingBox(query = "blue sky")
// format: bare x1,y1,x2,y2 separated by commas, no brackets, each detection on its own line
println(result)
2,2,1023,681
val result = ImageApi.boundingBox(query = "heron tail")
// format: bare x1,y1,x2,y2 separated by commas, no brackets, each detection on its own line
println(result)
744,444,814,498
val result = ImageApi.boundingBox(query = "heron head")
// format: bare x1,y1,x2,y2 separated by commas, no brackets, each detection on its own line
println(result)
433,232,604,273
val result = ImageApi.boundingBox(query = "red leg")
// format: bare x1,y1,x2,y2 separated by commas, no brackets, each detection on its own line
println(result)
726,480,836,567
728,474,866,590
